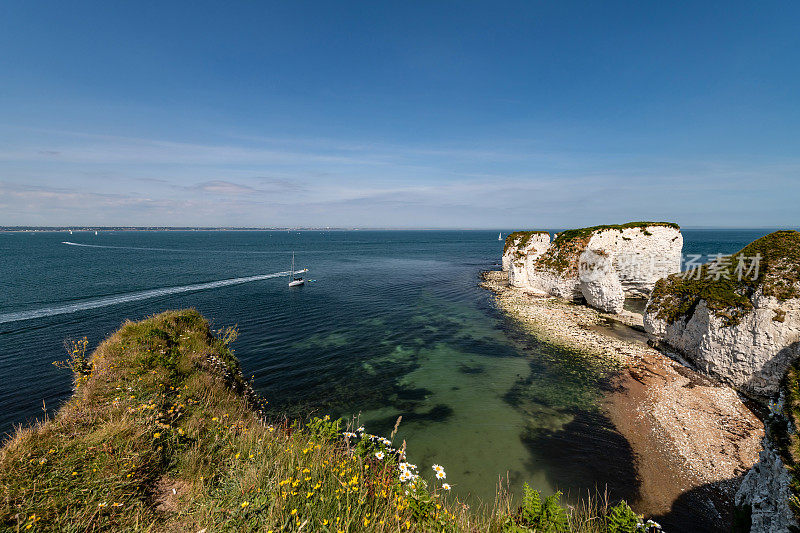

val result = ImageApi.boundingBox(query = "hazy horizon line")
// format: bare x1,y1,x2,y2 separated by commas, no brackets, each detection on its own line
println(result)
2,225,797,232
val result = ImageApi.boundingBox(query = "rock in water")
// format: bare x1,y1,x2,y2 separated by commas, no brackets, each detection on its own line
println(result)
644,230,800,398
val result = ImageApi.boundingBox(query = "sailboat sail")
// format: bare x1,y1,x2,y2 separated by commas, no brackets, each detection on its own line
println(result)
289,252,305,286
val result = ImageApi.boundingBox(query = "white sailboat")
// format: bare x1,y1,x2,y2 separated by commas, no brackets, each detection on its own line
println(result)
288,252,306,286
498,232,502,241
95,231,98,236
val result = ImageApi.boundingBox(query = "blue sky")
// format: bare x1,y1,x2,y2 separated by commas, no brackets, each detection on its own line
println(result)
1,1,798,228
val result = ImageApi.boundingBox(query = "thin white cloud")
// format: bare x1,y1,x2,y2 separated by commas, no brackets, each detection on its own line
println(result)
1,125,798,227
187,180,259,195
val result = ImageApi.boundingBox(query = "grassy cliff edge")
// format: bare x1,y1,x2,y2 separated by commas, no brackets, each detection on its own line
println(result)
0,309,650,532
648,230,800,327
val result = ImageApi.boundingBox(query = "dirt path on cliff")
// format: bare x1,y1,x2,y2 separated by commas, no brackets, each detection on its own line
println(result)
481,270,764,531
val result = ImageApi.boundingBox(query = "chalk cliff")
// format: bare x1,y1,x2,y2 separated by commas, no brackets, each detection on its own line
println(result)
502,231,551,286
504,222,682,314
735,439,796,533
644,230,800,398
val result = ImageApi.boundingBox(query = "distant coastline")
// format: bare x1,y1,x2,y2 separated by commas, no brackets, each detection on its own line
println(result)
3,226,796,233
0,226,348,232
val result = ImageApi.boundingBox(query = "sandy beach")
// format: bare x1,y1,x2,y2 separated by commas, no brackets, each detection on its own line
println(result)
481,270,764,530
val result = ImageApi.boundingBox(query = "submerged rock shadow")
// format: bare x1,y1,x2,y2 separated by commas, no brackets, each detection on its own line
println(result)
366,404,455,437
651,474,748,533
520,409,641,506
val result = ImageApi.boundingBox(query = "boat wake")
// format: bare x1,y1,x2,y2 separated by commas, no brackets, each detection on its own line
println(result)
0,271,293,325
61,241,191,252
61,241,332,254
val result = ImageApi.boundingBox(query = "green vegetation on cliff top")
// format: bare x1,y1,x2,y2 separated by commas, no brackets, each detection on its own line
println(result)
0,310,654,532
648,230,800,327
551,222,679,245
503,231,550,254
536,222,680,275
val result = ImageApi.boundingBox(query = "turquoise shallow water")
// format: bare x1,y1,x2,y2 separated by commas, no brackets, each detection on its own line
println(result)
0,229,775,505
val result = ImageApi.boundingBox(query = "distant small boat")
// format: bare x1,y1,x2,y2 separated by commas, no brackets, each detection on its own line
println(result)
69,230,73,235
95,231,98,236
288,252,306,287
498,233,502,241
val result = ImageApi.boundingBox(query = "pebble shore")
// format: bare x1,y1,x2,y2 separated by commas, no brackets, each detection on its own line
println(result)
480,270,764,529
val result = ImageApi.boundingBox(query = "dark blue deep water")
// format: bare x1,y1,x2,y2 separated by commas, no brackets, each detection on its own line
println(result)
0,229,777,505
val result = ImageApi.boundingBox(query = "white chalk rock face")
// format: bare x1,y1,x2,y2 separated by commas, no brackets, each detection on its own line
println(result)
502,250,513,272
645,293,800,397
735,441,797,533
644,230,800,397
508,260,527,287
578,249,625,313
502,233,529,272
612,226,683,298
528,270,581,299
508,223,682,313
502,232,551,287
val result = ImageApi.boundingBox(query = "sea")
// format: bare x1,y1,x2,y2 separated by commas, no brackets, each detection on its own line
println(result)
0,229,777,507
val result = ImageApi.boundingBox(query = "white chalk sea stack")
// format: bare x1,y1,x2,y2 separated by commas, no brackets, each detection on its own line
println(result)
578,248,625,313
502,222,683,314
501,231,551,286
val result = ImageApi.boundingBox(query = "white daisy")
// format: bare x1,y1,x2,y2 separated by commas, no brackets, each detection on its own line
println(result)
375,451,385,460
441,483,451,491
436,470,446,480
